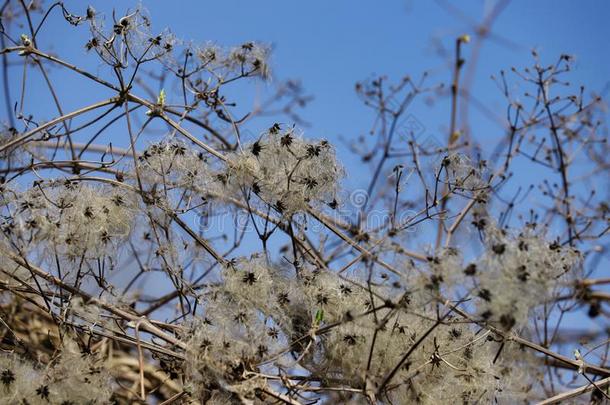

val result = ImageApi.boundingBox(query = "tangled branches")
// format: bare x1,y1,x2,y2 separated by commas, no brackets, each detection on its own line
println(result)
0,1,608,404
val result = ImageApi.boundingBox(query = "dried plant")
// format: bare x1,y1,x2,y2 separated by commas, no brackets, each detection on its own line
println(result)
0,2,608,404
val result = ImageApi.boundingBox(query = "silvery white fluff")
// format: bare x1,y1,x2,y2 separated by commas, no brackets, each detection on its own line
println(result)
470,224,582,329
225,124,343,214
442,153,488,191
4,181,137,261
0,339,113,403
181,253,540,404
138,138,218,192
136,129,342,216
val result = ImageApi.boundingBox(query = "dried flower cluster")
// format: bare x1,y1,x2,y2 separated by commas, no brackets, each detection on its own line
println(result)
0,339,113,404
0,2,607,404
225,125,343,214
1,181,136,262
469,223,582,330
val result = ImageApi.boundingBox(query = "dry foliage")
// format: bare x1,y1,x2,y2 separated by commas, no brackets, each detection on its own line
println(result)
0,2,609,404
